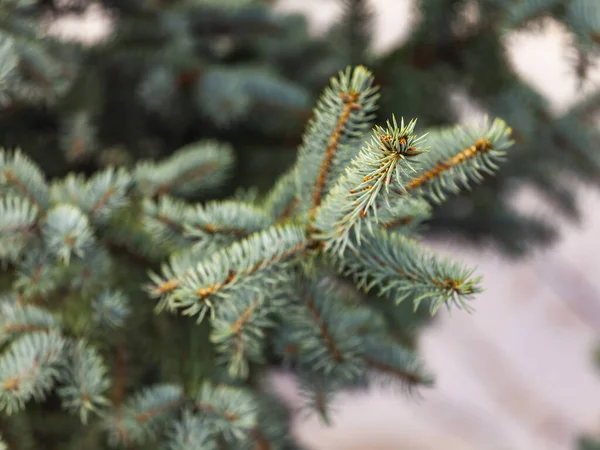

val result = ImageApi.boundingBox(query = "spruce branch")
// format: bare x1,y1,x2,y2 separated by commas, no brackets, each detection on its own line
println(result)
148,224,308,322
12,249,60,300
134,140,235,198
294,65,379,218
83,168,132,225
311,116,429,254
0,36,18,106
142,66,508,426
250,393,296,450
59,111,98,164
0,331,66,415
184,200,273,251
0,149,49,211
333,228,482,315
196,67,309,129
105,384,184,447
296,372,341,425
49,173,87,208
66,245,113,294
0,195,38,262
0,55,517,447
284,277,366,380
398,118,513,203
0,302,58,346
0,7,74,105
57,339,111,424
165,410,216,450
210,293,273,379
142,195,193,249
42,204,95,265
91,290,131,330
193,382,257,445
362,338,434,390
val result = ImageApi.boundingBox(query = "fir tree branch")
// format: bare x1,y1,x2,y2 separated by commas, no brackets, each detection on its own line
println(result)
310,90,363,216
296,373,339,424
185,200,273,250
363,357,424,385
148,224,307,322
57,339,111,424
283,277,366,380
404,138,493,189
142,196,192,249
91,290,131,330
106,384,184,447
311,116,428,254
0,331,66,414
0,195,39,262
42,204,95,265
305,295,344,363
12,250,61,302
294,66,379,219
59,111,97,163
193,383,257,445
333,228,482,315
165,411,216,450
85,168,132,225
361,338,433,389
211,293,273,379
0,149,49,211
134,140,235,198
393,118,513,204
0,302,58,346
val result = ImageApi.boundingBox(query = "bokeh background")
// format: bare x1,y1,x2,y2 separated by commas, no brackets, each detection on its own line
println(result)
46,0,600,448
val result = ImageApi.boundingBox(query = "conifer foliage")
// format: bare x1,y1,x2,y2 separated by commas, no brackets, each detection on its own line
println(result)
0,0,320,187
0,66,512,449
349,0,600,255
0,0,77,107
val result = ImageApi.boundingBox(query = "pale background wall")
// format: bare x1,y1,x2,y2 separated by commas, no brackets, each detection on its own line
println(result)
46,1,600,448
270,1,600,449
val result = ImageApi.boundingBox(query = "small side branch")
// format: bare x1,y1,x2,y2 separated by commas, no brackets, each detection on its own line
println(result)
310,91,362,218
363,356,426,386
403,138,493,192
306,297,343,362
